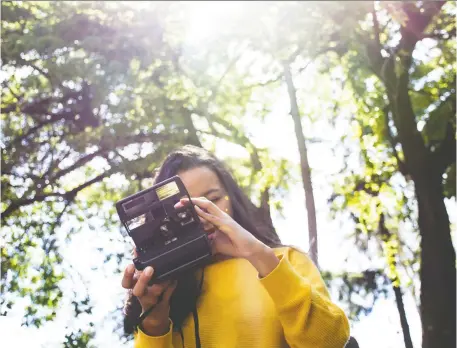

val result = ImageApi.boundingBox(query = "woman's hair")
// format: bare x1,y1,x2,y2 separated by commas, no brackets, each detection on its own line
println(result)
123,145,282,335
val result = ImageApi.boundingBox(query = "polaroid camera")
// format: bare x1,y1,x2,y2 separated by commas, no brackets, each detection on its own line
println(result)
116,176,212,283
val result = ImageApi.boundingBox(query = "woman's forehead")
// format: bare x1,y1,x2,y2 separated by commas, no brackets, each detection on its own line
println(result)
178,166,223,196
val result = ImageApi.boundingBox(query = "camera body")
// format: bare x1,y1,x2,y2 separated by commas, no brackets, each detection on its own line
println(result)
116,176,212,283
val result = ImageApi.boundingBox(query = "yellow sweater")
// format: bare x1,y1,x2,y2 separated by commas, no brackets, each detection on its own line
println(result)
134,247,350,348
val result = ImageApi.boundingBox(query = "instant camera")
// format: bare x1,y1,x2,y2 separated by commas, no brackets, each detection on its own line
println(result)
116,176,212,283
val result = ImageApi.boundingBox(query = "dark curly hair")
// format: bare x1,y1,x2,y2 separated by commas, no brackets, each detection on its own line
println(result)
123,145,282,337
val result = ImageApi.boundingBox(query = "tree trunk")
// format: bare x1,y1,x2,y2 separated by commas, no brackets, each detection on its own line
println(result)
348,3,452,347
181,107,203,148
251,152,274,229
283,64,319,267
415,173,456,348
393,285,414,348
380,214,414,348
258,186,276,234
260,188,272,222
378,6,455,343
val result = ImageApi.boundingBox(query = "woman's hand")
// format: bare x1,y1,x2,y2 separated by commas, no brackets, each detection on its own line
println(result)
121,264,177,336
176,197,280,277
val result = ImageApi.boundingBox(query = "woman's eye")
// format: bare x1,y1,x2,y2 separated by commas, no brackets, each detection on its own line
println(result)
208,197,221,203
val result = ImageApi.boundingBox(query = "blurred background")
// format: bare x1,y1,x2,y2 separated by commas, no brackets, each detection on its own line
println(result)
1,1,455,348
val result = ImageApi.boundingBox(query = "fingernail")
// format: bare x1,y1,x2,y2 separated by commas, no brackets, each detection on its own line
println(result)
145,267,153,276
127,264,135,274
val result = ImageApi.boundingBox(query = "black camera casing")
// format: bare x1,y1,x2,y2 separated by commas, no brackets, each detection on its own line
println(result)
116,176,212,283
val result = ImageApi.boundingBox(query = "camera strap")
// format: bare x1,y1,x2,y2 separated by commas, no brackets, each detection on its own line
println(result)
136,303,157,327
135,291,164,329
192,308,201,348
192,268,205,348
137,269,205,346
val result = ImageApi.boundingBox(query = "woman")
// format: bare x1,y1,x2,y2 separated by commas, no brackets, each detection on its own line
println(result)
121,145,350,348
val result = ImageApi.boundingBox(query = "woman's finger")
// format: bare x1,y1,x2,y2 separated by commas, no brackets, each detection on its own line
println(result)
148,280,172,297
174,197,207,210
195,206,236,239
174,200,210,227
195,206,224,228
163,280,178,303
174,201,184,209
183,197,224,218
121,264,136,289
132,266,154,297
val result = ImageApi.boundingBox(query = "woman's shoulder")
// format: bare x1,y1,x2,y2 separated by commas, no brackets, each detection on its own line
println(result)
272,245,328,294
272,245,308,257
272,245,315,267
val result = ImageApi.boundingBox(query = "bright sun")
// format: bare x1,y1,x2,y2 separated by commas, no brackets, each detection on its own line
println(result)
123,1,246,43
184,1,246,41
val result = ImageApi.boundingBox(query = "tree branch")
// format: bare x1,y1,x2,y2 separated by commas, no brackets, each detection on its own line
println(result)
378,214,414,348
240,75,283,91
383,106,408,176
52,131,169,183
212,49,246,96
64,171,112,202
16,55,56,88
2,89,85,152
51,149,106,183
433,120,456,174
372,5,382,55
399,2,446,46
2,128,173,223
43,148,73,180
6,84,22,101
1,170,115,223
1,193,64,222
375,3,445,177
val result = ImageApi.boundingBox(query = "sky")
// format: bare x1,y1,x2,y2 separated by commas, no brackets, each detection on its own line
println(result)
2,2,456,348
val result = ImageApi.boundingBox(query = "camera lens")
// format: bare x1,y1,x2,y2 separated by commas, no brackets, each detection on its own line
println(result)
160,224,172,238
178,211,188,219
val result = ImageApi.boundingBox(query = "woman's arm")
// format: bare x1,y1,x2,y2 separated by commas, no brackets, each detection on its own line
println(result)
252,246,350,348
184,197,350,348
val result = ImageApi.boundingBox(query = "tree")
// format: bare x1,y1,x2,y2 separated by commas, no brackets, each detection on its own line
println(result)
1,3,183,343
213,1,342,267
282,64,319,266
1,3,291,343
322,2,456,347
226,1,455,346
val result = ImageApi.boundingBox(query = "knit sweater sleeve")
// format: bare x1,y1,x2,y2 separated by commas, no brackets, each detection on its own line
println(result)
133,319,177,348
260,248,350,348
